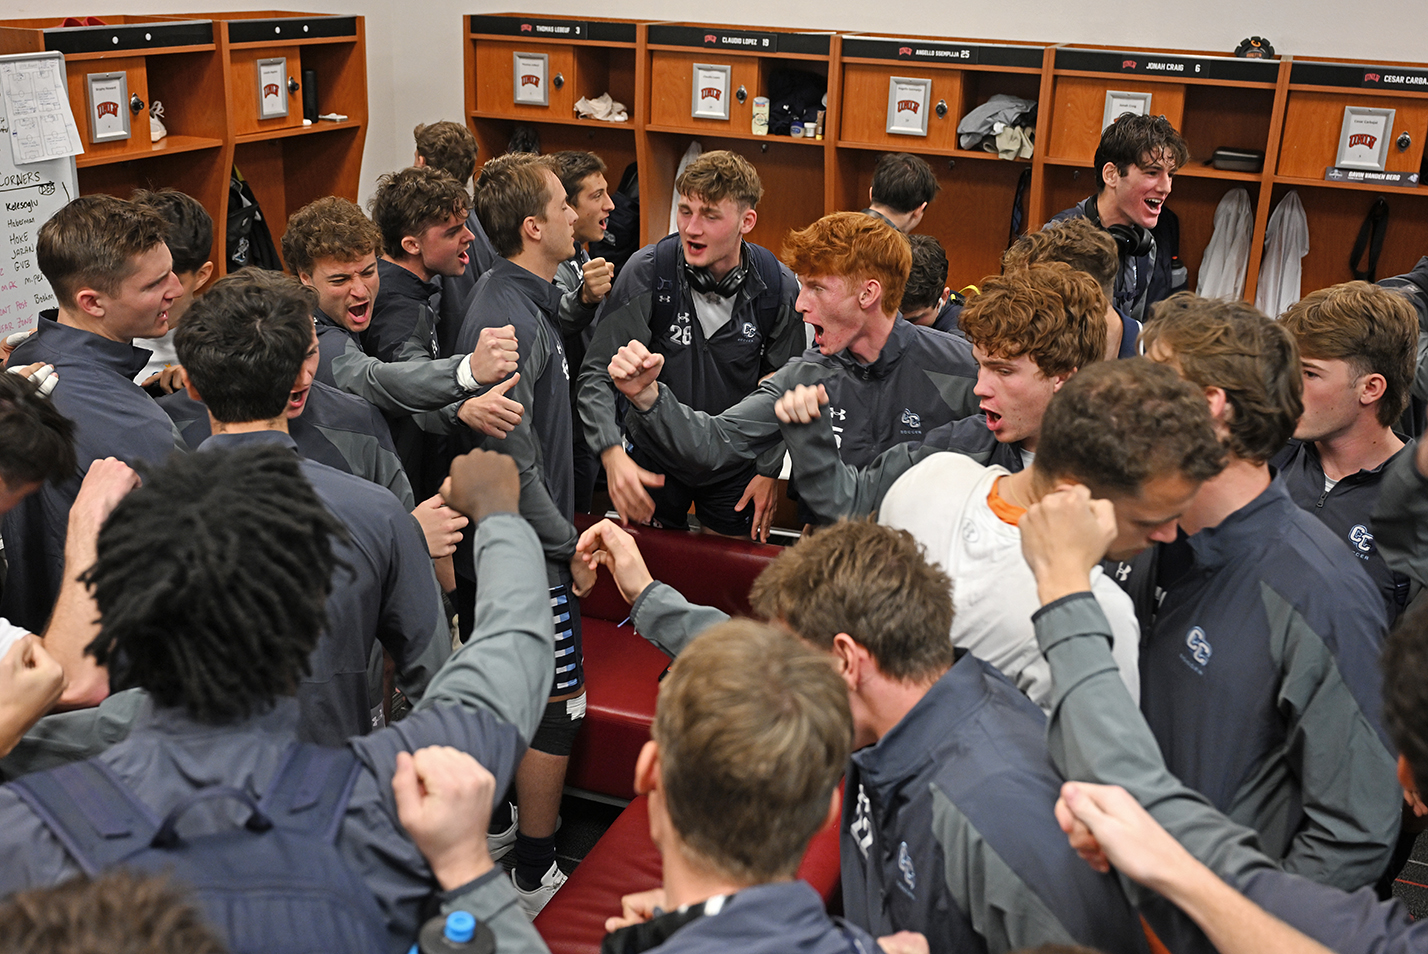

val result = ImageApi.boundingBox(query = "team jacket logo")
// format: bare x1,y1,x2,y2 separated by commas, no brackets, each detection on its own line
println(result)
897,842,917,897
1122,59,1137,70
96,101,119,118
668,312,692,346
898,46,913,56
701,87,722,101
897,100,919,114
900,408,921,429
521,74,540,87
1349,524,1375,554
263,83,280,98
1185,626,1212,666
740,320,757,339
1348,133,1377,149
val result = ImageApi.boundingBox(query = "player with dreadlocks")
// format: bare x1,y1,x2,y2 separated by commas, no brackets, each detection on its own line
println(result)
0,436,557,952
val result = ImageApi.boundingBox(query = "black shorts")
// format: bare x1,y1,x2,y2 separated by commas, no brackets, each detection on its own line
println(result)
631,446,756,537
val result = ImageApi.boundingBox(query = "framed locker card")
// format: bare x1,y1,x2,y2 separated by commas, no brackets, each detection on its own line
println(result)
886,77,930,136
85,72,130,143
513,52,549,106
692,64,731,120
257,58,289,119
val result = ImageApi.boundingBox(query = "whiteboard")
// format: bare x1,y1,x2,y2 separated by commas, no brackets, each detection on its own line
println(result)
0,52,79,337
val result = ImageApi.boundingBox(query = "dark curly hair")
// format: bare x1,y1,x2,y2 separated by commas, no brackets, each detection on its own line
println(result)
83,445,346,724
1037,358,1227,497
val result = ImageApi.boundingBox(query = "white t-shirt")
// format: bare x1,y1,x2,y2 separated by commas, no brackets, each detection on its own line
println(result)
879,452,1141,710
0,617,31,662
133,327,179,384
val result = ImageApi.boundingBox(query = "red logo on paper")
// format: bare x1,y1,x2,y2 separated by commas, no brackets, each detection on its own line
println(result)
1122,59,1137,69
898,100,919,114
263,83,279,98
521,74,540,87
701,87,721,101
520,22,532,31
1364,72,1381,82
898,46,913,56
704,33,717,44
1348,133,1377,149
96,101,119,118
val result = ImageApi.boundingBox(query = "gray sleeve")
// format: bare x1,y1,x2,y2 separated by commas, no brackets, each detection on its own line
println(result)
417,513,555,746
0,688,146,781
553,259,600,340
1032,594,1274,954
1269,589,1401,891
931,790,1081,952
380,511,454,704
629,581,731,658
1375,447,1428,588
578,290,655,454
626,380,784,476
332,336,475,415
781,413,930,521
496,329,578,563
440,869,551,954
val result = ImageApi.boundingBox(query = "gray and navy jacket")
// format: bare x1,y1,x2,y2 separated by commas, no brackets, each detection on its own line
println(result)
368,259,443,364
437,207,501,358
602,882,882,954
626,317,979,491
1272,438,1413,623
160,381,416,510
1,313,186,632
1049,199,1173,322
0,512,554,954
456,258,577,571
626,583,1144,954
780,410,1024,522
312,306,478,417
577,239,802,482
1035,592,1424,954
844,653,1147,954
198,431,449,745
1139,478,1400,891
1375,444,1428,606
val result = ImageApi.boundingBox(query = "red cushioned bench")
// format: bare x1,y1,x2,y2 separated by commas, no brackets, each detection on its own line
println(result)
541,517,841,954
567,514,781,801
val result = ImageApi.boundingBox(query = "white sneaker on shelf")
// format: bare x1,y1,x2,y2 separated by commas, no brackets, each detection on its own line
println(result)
512,861,568,919
487,804,517,862
149,100,167,143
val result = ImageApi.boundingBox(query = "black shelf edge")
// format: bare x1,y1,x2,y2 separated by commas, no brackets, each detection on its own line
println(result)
841,36,1041,69
228,15,358,44
647,24,830,56
42,20,213,54
1055,47,1279,83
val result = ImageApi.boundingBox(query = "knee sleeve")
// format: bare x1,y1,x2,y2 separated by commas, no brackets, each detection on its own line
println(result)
530,694,585,756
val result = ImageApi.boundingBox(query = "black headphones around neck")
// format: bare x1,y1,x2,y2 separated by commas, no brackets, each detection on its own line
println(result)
684,247,747,298
1083,197,1154,258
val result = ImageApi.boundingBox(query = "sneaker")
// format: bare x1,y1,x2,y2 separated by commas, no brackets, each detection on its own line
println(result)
512,861,567,919
487,804,517,862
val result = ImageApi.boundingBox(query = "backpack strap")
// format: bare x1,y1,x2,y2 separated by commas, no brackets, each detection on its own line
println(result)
650,233,683,339
743,243,785,346
260,743,363,843
9,760,161,877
